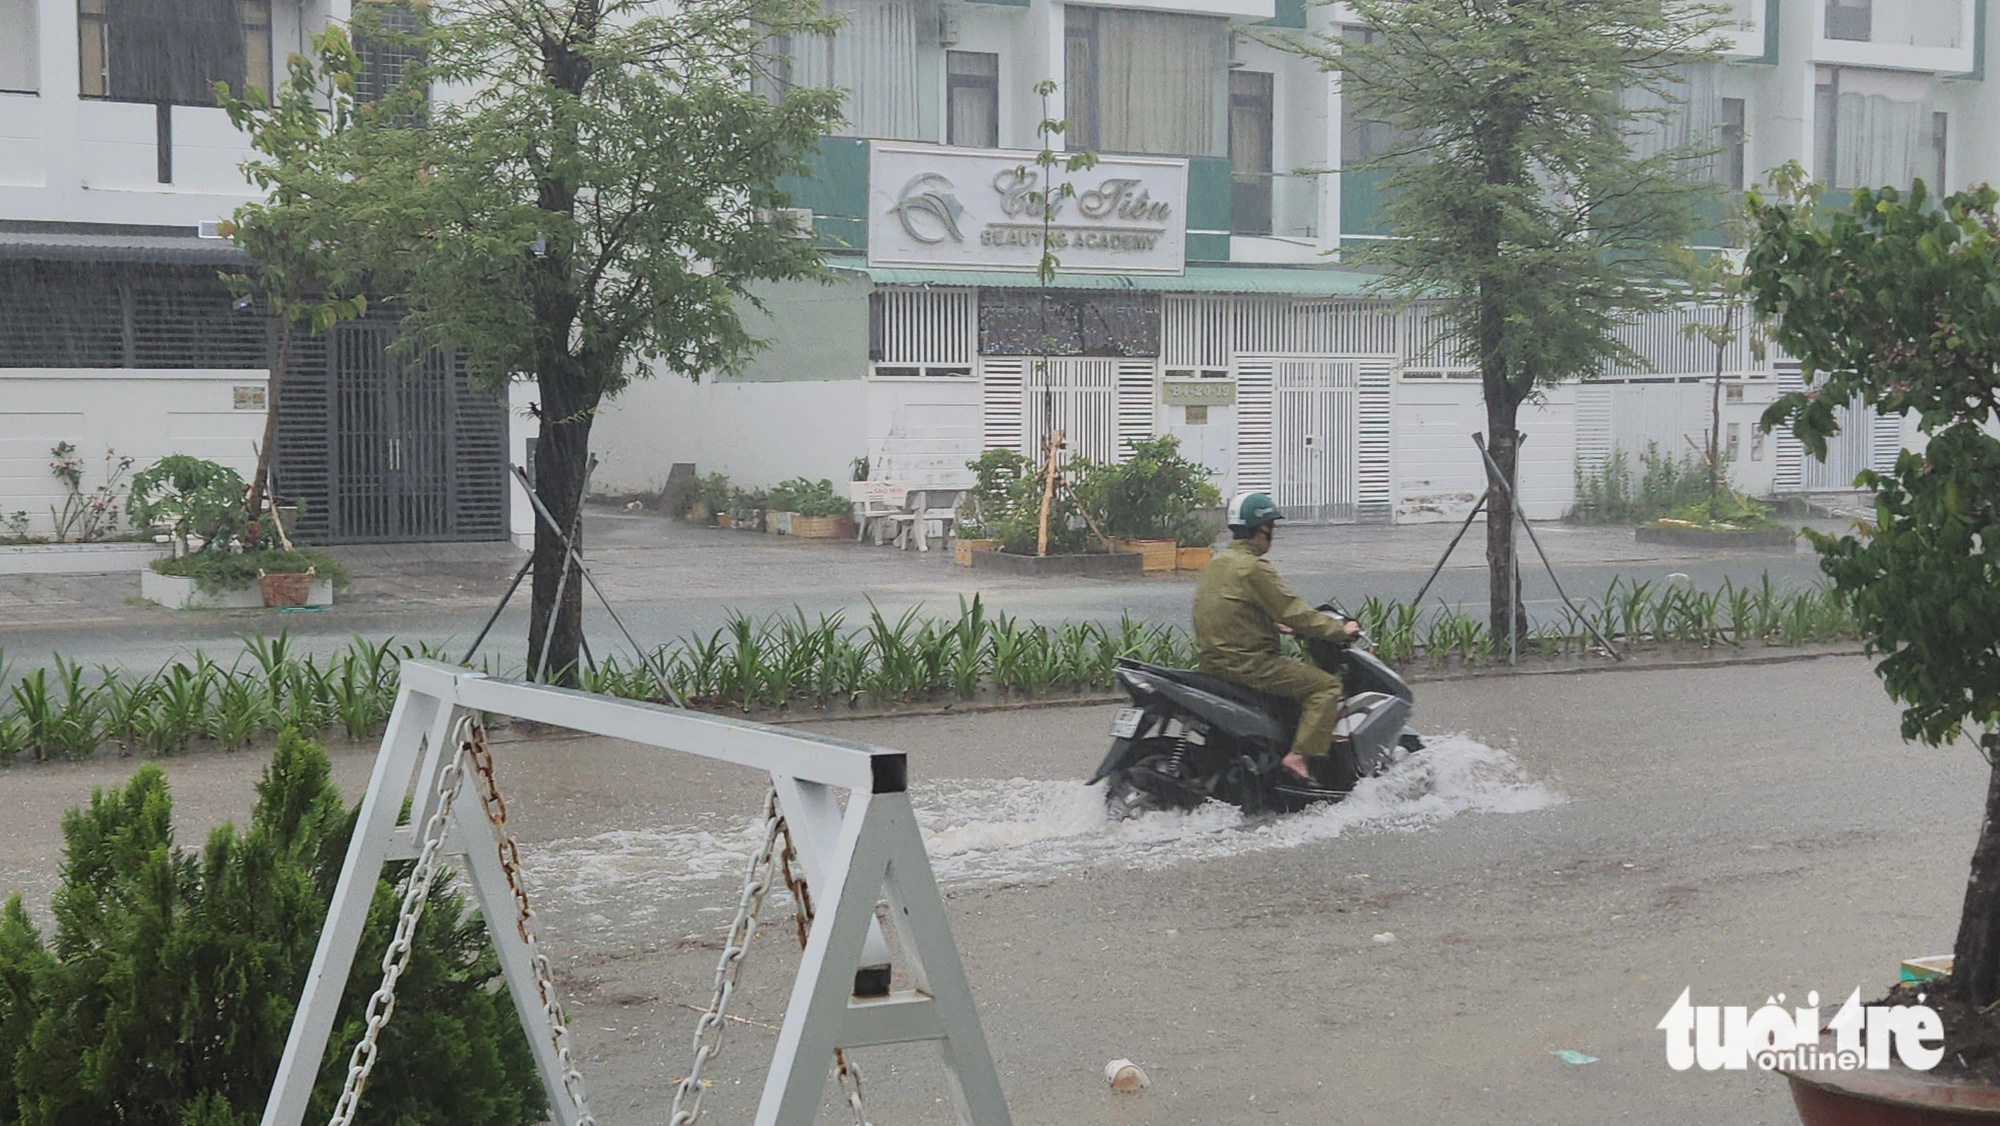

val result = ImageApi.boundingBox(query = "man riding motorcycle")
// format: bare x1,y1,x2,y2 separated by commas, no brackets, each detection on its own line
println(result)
1192,493,1362,782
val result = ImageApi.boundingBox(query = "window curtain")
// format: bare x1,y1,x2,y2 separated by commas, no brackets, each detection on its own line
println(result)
1624,63,1723,182
786,0,929,141
103,0,243,103
0,0,37,91
1091,9,1225,157
1831,68,1933,189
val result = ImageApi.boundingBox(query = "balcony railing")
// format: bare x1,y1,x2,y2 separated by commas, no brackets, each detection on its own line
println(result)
1230,171,1322,239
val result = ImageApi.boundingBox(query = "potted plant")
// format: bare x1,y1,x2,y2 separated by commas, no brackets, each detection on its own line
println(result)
129,455,347,610
695,472,732,527
784,478,850,539
1074,436,1220,574
1745,177,2000,1121
1173,514,1221,571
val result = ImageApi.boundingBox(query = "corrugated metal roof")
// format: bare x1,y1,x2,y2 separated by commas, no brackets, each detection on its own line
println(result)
0,231,251,266
840,263,1391,298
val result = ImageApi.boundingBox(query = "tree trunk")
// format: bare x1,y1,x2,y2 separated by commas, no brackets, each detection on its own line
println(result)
244,319,292,528
526,371,594,685
1483,395,1528,645
1708,323,1726,520
1952,756,2000,1005
1479,281,1528,645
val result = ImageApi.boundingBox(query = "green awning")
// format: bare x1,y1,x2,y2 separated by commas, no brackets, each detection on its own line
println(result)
838,263,1391,298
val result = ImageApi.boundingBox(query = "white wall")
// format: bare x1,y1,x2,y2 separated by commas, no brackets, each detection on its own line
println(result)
1392,379,1577,522
0,368,266,536
0,0,339,228
588,376,869,497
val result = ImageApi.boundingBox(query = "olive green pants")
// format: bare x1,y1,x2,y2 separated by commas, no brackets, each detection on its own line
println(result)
1205,655,1344,760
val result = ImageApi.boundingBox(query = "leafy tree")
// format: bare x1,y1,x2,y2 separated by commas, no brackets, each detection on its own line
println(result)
0,732,543,1124
317,0,844,681
1744,180,2000,1002
1268,0,1727,637
214,34,370,531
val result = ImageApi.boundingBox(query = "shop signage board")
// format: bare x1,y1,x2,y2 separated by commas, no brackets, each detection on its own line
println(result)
868,143,1188,276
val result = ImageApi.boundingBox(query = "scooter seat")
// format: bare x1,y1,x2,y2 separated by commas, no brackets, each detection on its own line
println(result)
1117,659,1291,714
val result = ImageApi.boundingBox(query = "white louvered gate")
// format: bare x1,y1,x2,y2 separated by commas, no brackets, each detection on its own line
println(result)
1270,358,1360,522
1357,361,1394,521
1771,363,1901,492
980,358,1025,454
982,358,1151,465
1237,358,1274,495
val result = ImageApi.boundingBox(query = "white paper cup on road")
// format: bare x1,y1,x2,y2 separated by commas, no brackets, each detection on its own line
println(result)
1105,1058,1150,1092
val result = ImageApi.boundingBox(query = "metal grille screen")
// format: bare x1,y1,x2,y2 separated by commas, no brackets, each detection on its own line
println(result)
0,263,267,369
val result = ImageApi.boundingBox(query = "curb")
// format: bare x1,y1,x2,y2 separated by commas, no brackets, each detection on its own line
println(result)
751,645,1867,725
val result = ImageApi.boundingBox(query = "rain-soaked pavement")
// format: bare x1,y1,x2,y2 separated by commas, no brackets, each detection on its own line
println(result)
0,506,1841,679
0,654,1968,1124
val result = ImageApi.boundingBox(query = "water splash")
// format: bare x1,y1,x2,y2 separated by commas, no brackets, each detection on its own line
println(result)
520,734,1560,930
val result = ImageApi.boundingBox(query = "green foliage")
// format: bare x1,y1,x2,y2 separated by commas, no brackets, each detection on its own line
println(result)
956,450,1093,556
1659,493,1776,531
693,473,733,521
128,457,251,555
46,444,136,545
1568,442,1713,523
0,733,544,1125
1270,0,1727,393
149,547,350,594
1745,179,2000,746
1071,435,1221,541
768,478,848,518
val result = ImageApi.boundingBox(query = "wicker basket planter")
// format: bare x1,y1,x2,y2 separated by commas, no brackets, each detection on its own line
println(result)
791,514,842,539
258,568,316,608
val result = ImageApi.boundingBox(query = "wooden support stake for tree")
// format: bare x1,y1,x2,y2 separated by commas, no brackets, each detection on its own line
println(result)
1036,428,1062,558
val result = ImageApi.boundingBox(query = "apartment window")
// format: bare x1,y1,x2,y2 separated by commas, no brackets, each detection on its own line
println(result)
354,2,428,109
1826,0,1871,41
77,0,272,104
1721,97,1746,190
1932,111,1949,191
946,50,998,148
1229,71,1273,236
1339,25,1412,169
0,0,38,93
757,0,933,141
1815,66,1937,191
1064,6,1225,157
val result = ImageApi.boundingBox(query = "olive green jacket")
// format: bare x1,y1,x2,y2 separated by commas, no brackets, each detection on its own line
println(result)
1192,539,1344,677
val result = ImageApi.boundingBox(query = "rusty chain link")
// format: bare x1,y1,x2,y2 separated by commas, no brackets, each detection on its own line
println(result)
326,736,467,1126
776,819,873,1126
462,716,596,1126
668,787,787,1126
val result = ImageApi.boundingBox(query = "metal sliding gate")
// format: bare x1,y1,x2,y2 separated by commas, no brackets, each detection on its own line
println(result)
279,317,509,544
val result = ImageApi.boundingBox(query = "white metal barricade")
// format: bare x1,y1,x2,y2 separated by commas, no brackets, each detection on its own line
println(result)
260,660,1011,1126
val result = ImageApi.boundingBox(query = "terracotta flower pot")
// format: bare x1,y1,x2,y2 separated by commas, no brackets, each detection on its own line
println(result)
715,513,733,530
954,538,998,567
1785,1065,2000,1124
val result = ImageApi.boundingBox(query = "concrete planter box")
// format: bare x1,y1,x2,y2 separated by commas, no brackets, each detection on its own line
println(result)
0,541,170,576
1635,524,1797,549
141,569,334,611
967,550,1143,577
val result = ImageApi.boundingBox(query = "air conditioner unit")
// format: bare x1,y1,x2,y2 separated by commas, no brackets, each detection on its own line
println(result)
776,207,814,238
938,3,960,47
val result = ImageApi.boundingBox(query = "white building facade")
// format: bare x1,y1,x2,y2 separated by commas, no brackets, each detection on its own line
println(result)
592,0,1999,522
0,0,1991,540
0,0,512,545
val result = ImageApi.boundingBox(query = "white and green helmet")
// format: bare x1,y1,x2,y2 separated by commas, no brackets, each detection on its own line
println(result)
1225,491,1283,531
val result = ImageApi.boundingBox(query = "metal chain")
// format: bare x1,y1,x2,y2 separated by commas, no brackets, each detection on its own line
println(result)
461,716,596,1126
776,823,873,1126
668,788,787,1126
326,737,468,1126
